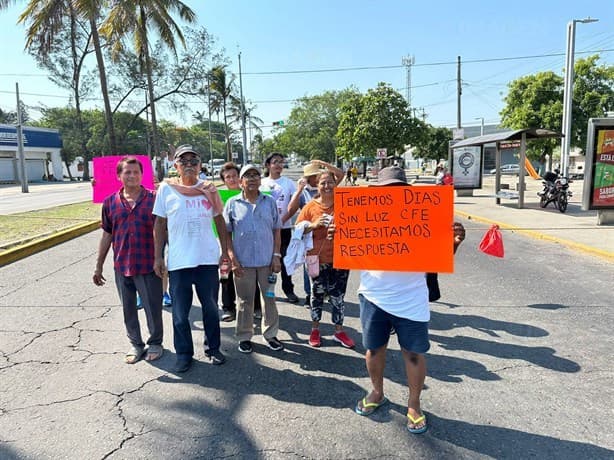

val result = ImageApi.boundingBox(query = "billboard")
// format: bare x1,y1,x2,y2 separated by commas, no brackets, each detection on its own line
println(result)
582,118,614,210
451,146,483,189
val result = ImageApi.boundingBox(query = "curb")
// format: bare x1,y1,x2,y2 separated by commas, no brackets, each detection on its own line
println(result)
0,220,100,267
455,210,614,262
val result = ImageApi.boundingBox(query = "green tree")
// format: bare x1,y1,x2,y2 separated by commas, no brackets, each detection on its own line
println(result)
2,0,120,154
500,71,563,160
100,0,196,179
208,65,239,161
571,55,614,151
336,83,423,161
274,89,359,164
413,125,452,162
500,55,614,158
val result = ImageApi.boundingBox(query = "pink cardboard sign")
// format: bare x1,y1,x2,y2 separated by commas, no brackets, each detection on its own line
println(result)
92,155,155,203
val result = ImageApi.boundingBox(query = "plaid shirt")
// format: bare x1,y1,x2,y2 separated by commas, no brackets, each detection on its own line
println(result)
101,187,156,276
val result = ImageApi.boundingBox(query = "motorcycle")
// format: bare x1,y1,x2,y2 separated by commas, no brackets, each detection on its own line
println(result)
538,171,572,213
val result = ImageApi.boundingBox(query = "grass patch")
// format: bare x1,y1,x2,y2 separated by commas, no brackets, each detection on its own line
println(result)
0,201,101,249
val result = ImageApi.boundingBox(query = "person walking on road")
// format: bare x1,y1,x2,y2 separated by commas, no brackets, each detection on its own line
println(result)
152,145,229,373
92,156,163,364
261,152,299,304
224,164,284,354
287,160,344,306
296,170,354,349
353,166,465,435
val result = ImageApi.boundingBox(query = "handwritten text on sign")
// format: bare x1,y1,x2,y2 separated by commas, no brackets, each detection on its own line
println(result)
333,185,454,272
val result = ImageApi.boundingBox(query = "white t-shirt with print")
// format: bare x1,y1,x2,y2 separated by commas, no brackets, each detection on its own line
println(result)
358,271,429,322
261,175,297,229
153,181,220,271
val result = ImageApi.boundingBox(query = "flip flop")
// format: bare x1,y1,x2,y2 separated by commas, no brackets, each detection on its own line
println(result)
354,396,388,416
407,412,428,434
125,346,145,364
145,345,163,362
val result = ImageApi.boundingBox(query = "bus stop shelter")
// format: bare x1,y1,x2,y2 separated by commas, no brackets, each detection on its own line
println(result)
452,128,562,209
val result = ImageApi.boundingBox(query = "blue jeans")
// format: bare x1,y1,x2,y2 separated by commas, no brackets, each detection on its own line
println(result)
303,265,311,296
169,265,221,361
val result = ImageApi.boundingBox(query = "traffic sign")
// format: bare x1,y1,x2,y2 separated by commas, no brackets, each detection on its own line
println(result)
376,148,387,159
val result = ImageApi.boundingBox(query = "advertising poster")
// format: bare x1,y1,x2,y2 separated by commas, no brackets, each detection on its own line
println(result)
333,185,454,272
452,146,482,189
92,155,155,203
591,129,614,208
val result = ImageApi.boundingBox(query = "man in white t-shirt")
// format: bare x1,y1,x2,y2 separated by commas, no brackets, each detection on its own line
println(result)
353,166,465,435
261,152,299,303
153,145,229,373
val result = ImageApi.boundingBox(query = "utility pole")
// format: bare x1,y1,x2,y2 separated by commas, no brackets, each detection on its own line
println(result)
15,83,28,193
206,73,214,172
456,56,462,130
401,55,415,107
238,52,249,163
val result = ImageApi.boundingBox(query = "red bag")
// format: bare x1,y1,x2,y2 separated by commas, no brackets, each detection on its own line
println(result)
479,225,504,258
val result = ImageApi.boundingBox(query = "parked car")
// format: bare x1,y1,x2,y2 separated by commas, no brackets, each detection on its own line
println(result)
489,164,525,175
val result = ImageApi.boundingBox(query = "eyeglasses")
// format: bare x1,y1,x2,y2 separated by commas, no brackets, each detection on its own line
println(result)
269,160,284,165
242,173,261,179
177,158,200,166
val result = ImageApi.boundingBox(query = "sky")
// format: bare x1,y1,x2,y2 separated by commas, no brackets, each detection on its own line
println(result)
0,0,613,140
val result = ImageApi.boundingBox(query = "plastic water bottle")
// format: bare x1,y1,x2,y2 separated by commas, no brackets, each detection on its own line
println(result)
219,258,230,280
265,273,277,298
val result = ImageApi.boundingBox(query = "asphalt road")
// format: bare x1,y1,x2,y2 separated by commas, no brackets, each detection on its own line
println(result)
0,181,92,214
0,215,612,459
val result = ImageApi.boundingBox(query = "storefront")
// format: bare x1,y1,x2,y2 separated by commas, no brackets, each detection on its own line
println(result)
0,124,63,183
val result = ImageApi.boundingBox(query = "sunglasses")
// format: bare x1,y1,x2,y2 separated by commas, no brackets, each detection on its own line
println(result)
242,173,261,179
177,158,200,166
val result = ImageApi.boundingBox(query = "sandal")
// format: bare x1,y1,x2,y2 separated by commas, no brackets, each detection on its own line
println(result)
145,345,163,362
407,412,428,434
354,395,388,416
125,346,145,364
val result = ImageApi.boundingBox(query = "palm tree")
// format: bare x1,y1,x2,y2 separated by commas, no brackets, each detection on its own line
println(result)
1,0,119,154
208,65,239,161
100,0,196,178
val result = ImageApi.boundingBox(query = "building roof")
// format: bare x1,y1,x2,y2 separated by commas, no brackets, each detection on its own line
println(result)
452,128,562,148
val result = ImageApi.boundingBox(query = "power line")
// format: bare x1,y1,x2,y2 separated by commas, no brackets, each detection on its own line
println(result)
241,49,614,75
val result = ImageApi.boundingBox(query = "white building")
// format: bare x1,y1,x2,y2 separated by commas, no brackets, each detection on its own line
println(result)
0,124,63,183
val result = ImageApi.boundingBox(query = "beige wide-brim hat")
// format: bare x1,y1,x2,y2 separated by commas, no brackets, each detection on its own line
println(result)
303,163,322,177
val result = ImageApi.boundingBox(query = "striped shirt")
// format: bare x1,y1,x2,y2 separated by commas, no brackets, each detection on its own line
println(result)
101,187,156,276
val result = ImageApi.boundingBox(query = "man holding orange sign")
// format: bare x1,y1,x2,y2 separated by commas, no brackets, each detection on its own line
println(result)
340,166,465,435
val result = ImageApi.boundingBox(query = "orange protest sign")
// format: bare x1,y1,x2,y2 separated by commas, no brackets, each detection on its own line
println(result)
333,185,454,272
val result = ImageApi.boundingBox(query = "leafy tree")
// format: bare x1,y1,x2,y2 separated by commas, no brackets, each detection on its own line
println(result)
208,65,239,160
2,0,120,154
336,83,423,161
100,0,196,179
571,55,614,151
500,55,614,158
0,104,29,124
273,89,359,164
413,125,452,162
500,71,563,160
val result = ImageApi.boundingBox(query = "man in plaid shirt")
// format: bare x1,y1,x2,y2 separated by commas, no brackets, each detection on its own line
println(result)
93,156,163,364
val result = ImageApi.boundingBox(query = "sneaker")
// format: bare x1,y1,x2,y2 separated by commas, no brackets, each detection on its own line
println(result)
221,308,235,322
136,294,143,310
205,349,226,365
333,331,355,349
285,292,299,304
265,337,284,351
238,341,253,353
162,292,172,307
309,329,321,347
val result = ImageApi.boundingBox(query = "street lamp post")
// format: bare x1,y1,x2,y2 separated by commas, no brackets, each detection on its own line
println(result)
560,17,598,177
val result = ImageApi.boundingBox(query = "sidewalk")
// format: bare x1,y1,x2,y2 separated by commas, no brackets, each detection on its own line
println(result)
354,173,614,261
